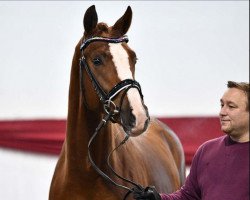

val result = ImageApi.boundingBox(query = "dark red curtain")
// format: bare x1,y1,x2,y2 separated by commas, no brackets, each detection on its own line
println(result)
0,117,222,165
159,117,223,165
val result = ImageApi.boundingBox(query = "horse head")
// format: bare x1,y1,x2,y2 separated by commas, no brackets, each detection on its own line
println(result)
80,5,149,136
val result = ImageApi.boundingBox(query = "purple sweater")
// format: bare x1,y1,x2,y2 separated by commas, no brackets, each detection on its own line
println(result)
161,135,249,200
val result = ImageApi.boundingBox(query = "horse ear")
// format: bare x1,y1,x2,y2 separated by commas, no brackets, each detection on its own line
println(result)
112,6,132,36
83,5,98,34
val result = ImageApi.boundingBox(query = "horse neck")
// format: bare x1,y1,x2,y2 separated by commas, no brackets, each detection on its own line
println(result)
64,42,114,171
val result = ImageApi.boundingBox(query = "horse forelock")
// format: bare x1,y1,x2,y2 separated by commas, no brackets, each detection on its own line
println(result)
84,22,119,39
84,22,127,39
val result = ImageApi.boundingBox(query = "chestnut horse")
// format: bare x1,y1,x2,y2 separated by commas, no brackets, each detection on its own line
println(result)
49,5,185,200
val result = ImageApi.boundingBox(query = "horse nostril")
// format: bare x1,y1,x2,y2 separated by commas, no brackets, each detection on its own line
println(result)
144,118,150,131
129,112,136,127
120,107,135,132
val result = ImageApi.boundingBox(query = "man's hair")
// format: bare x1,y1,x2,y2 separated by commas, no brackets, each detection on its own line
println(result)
227,81,249,111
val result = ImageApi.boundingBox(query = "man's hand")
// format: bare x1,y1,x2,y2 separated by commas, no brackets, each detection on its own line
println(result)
132,186,161,200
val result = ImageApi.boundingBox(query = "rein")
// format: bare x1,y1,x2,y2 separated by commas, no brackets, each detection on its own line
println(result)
80,35,145,199
87,112,141,199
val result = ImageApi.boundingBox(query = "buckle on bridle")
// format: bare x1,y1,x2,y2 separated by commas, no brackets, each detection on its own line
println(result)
104,100,119,116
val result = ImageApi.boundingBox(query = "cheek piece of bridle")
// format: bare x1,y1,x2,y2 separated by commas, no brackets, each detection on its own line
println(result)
79,35,147,199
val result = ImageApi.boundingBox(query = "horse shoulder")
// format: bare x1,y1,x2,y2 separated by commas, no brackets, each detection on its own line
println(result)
146,118,186,185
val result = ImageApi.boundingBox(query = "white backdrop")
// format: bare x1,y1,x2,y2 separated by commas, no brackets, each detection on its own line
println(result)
0,1,248,120
0,1,249,200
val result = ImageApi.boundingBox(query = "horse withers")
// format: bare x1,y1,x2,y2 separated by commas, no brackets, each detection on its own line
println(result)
49,5,185,200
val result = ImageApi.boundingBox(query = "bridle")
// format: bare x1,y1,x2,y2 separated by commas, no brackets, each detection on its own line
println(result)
79,35,146,199
79,35,143,117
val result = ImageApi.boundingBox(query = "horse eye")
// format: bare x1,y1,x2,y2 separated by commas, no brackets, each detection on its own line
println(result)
92,58,102,66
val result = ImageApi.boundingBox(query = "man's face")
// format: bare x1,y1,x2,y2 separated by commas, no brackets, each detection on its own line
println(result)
219,88,249,141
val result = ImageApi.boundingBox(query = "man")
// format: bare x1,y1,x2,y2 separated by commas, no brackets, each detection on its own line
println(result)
133,81,249,200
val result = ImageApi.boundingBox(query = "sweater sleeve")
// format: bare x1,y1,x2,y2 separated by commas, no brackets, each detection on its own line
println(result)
160,146,203,200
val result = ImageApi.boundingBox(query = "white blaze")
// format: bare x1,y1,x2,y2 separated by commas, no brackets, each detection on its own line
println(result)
109,43,147,132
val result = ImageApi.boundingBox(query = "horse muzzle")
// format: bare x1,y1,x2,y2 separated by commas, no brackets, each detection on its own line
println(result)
120,96,150,137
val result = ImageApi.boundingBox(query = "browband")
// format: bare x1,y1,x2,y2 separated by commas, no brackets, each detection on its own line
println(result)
80,35,129,51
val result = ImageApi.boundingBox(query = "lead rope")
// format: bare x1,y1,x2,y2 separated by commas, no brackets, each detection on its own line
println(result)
87,109,145,200
107,137,145,200
88,112,145,200
88,113,132,192
105,85,145,199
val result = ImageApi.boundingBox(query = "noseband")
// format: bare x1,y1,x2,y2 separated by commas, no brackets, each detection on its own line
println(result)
79,35,146,199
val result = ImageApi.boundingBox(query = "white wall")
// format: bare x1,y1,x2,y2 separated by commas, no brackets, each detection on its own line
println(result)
0,148,57,200
0,1,248,119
